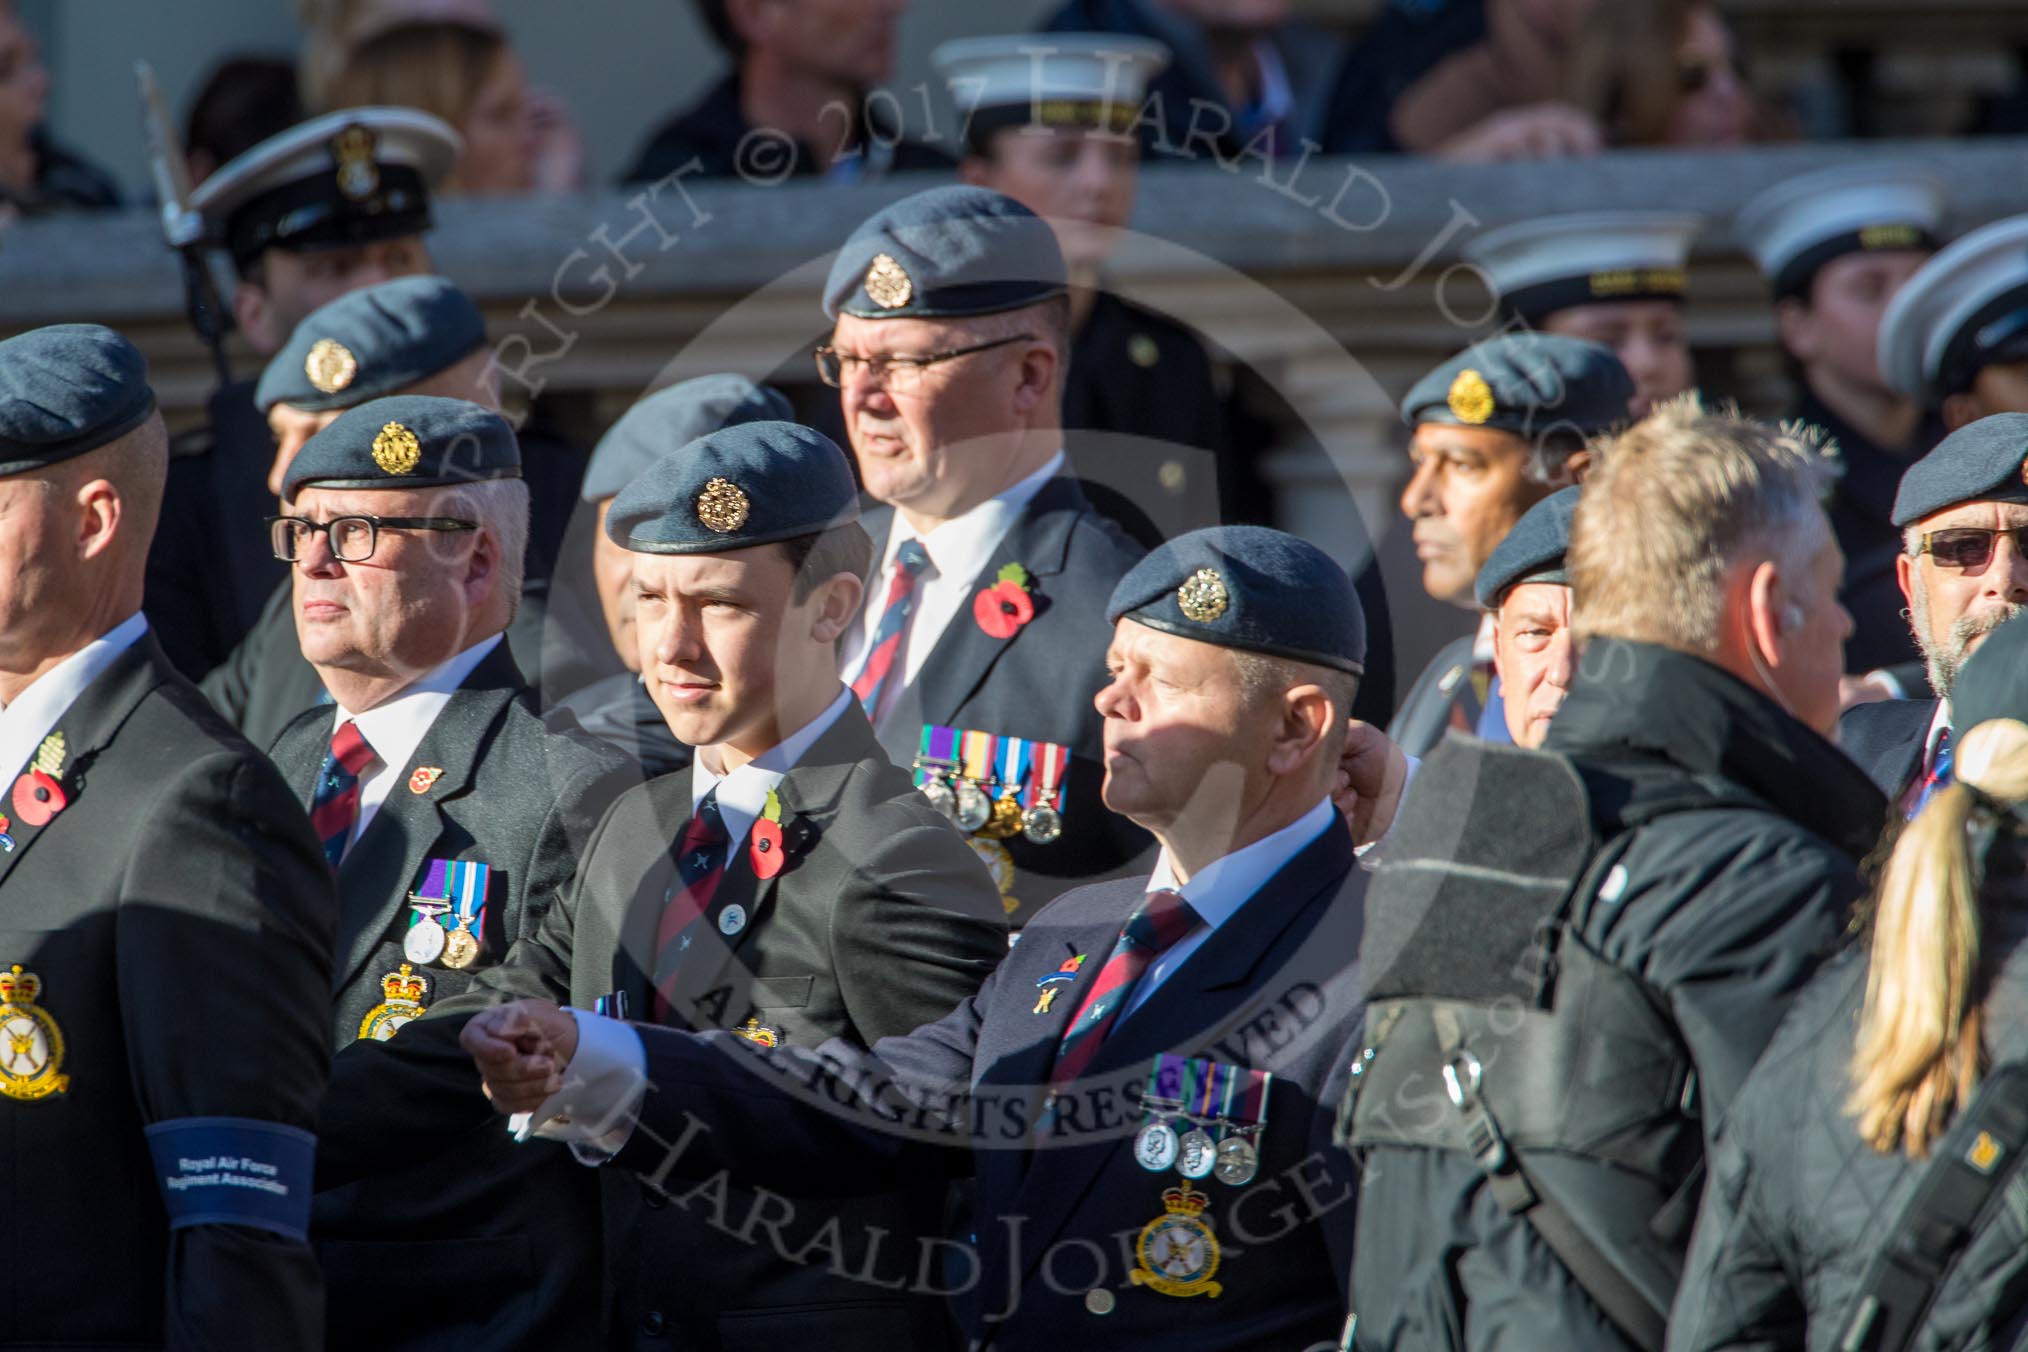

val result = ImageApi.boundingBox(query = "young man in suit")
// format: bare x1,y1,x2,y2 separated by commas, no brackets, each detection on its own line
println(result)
266,395,635,1350
820,184,1151,922
317,419,1008,1350
1840,414,2028,811
0,324,336,1349
465,523,1374,1350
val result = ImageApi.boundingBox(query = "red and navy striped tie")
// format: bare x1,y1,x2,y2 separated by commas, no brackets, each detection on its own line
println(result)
851,540,931,718
309,721,377,870
652,792,729,1023
1051,889,1200,1086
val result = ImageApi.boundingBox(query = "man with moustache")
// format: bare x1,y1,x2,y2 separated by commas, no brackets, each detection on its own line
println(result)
264,396,632,1350
1387,334,1632,756
1839,414,2028,811
464,524,1373,1350
315,419,1006,1350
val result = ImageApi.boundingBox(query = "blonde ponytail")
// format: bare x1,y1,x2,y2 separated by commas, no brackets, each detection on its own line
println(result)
1849,718,2028,1156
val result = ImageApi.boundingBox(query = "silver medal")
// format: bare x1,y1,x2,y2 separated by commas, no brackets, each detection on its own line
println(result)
1134,1120,1179,1172
919,777,957,820
953,779,992,833
1213,1135,1259,1186
1021,803,1063,844
1176,1128,1217,1179
404,915,448,965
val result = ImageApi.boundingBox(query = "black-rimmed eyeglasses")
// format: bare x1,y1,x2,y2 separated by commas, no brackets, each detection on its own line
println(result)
268,514,476,563
813,333,1036,391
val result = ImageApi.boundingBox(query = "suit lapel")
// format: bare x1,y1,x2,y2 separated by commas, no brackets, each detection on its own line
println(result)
0,635,169,888
907,477,1086,729
1004,824,1358,1276
329,649,522,995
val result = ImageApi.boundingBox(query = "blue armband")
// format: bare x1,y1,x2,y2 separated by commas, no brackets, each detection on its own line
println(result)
144,1116,316,1242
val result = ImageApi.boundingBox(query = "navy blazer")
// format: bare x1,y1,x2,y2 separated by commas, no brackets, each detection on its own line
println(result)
867,475,1153,920
612,816,1369,1351
1837,696,1936,804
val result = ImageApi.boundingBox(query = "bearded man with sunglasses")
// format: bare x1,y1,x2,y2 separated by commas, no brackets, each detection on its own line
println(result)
818,185,1151,922
1841,414,2028,813
265,394,634,1350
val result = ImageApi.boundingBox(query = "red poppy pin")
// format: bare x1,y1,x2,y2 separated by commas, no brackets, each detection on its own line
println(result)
408,766,444,795
973,562,1037,640
12,732,69,827
749,788,787,879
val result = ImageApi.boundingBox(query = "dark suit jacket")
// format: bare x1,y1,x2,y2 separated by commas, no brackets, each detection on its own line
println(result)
870,475,1153,921
0,633,335,1350
316,701,1008,1351
147,381,287,678
1387,632,1479,759
1837,696,1936,803
611,817,1369,1352
270,642,635,1352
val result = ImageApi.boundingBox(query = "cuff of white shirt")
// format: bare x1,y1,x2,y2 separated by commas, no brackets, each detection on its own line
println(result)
1355,752,1420,860
508,1008,647,1163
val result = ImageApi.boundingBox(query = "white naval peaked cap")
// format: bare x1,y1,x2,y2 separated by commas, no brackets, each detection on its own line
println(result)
1877,213,2028,402
1735,164,1943,297
932,33,1169,151
1465,211,1702,321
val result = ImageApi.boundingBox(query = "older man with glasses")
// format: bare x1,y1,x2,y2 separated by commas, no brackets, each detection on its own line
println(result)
816,184,1151,923
1841,413,2028,812
263,394,634,1351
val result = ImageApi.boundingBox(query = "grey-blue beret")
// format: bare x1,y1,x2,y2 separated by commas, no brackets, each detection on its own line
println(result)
823,185,1066,321
1476,486,1580,609
605,421,860,554
1106,525,1366,676
1891,413,2028,527
285,394,519,497
582,376,795,503
0,324,157,478
1403,334,1633,439
256,276,486,414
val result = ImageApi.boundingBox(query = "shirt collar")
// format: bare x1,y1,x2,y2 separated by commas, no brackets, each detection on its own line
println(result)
881,450,1066,580
335,633,502,768
1928,695,1954,765
1473,610,1498,664
691,686,852,846
0,611,147,774
1145,797,1336,931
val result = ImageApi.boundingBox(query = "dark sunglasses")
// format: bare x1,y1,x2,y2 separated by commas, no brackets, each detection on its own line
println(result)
1914,526,2028,571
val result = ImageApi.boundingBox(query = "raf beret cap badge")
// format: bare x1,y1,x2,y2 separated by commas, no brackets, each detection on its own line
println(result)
864,253,914,310
1448,369,1495,425
372,421,421,475
305,338,358,395
696,476,750,533
1177,568,1229,622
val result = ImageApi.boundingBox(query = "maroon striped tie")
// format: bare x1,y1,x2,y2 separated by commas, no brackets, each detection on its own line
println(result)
1050,889,1200,1085
851,540,931,718
309,721,376,870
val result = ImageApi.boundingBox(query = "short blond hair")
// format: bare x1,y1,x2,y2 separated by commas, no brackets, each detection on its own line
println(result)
1568,393,1837,655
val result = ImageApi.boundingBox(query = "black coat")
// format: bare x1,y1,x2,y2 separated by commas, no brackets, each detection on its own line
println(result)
0,633,335,1350
622,71,951,184
609,815,1369,1351
315,701,1008,1352
270,643,636,1352
1837,695,1936,805
1668,888,2028,1352
147,380,288,678
1351,639,1888,1351
867,475,1154,920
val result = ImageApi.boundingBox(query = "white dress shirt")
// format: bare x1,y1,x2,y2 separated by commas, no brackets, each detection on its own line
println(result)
1124,796,1337,1020
840,451,1067,695
514,686,855,1153
330,634,500,848
0,611,148,778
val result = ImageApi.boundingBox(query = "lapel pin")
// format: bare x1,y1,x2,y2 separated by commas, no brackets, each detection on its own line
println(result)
408,766,445,795
718,904,748,937
11,733,69,827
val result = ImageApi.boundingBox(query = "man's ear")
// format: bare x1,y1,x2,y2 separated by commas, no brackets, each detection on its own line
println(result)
1743,557,1785,665
1009,341,1060,417
1265,683,1335,777
233,280,280,354
463,524,502,600
808,571,865,644
1560,448,1593,485
73,477,123,561
1895,546,1917,611
1774,296,1816,365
